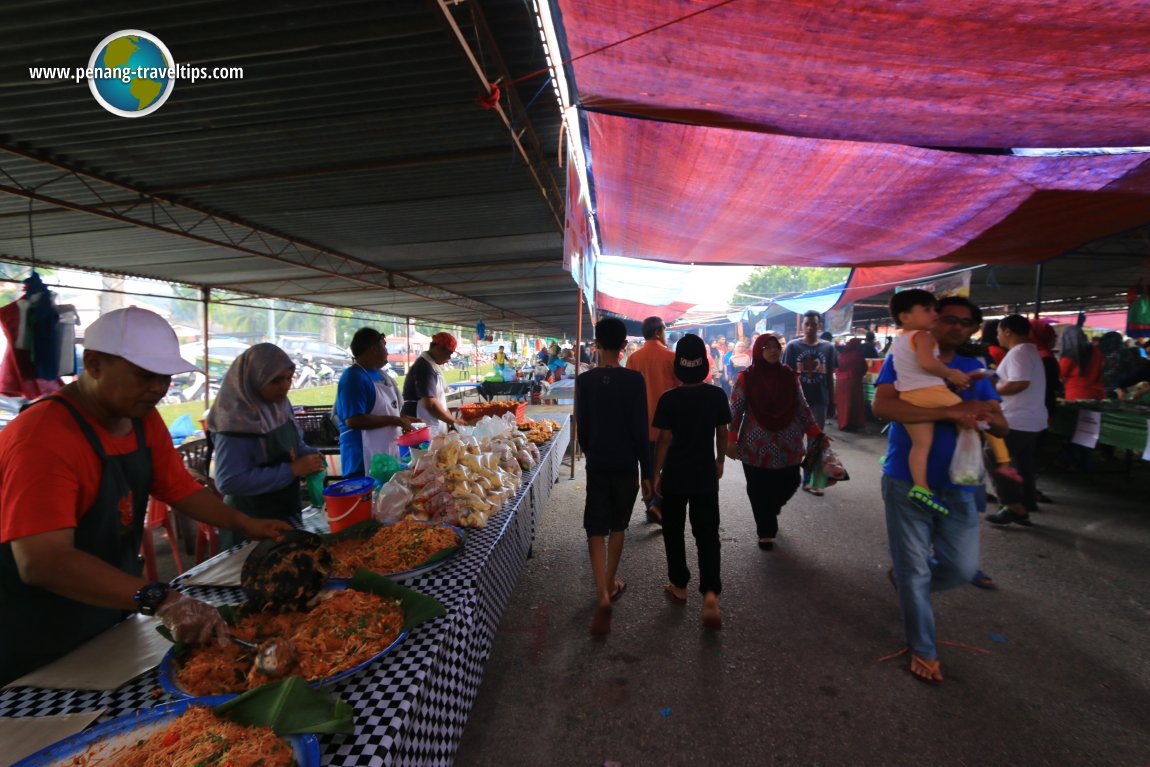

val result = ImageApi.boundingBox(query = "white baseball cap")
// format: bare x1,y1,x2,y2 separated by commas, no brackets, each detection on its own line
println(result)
84,307,199,375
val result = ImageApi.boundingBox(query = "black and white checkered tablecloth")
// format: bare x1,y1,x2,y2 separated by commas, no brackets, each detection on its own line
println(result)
0,418,571,767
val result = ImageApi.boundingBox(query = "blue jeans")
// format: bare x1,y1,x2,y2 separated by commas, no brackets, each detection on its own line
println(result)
882,474,980,660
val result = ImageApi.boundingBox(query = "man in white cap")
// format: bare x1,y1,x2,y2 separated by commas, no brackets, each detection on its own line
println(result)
0,307,291,685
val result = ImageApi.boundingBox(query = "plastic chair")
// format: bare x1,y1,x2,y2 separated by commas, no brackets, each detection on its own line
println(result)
195,522,219,563
141,496,184,581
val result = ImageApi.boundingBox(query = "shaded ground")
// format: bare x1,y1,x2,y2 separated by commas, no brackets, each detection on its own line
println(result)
458,414,1150,767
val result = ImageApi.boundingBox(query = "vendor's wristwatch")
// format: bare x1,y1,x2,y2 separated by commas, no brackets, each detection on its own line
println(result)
134,581,171,616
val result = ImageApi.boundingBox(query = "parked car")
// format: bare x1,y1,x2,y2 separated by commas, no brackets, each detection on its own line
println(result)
177,338,251,389
385,342,419,375
278,336,353,378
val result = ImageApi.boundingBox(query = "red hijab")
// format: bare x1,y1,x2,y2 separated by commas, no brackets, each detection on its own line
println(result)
739,334,799,432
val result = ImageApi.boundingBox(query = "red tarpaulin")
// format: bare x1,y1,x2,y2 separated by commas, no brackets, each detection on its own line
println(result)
556,0,1150,149
597,294,694,324
832,264,962,310
586,111,1150,269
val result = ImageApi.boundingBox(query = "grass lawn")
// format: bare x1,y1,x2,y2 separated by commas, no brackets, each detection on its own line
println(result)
154,367,483,427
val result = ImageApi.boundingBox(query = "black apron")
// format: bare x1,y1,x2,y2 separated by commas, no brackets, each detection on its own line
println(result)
218,419,302,549
0,396,152,684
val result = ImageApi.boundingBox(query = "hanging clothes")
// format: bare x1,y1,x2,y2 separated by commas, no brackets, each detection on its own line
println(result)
1128,279,1150,339
0,273,64,399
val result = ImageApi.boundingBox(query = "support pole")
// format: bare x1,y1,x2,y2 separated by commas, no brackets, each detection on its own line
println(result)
1033,263,1045,318
571,257,585,479
406,317,412,375
201,287,211,410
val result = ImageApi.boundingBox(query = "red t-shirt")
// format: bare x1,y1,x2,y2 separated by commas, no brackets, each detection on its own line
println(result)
0,395,203,543
1059,353,1106,400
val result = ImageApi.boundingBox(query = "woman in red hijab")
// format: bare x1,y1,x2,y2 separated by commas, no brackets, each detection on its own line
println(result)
834,338,868,431
728,334,828,550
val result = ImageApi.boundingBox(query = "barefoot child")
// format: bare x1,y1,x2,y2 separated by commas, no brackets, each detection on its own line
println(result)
888,290,972,516
574,318,653,636
652,334,732,629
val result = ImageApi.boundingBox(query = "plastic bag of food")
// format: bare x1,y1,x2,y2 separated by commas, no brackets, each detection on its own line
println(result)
948,428,986,486
372,477,413,524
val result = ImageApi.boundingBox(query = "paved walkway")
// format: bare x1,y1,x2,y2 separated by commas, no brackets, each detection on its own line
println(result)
458,415,1150,766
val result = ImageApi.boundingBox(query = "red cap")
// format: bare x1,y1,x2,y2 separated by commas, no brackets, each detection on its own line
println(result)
431,332,457,353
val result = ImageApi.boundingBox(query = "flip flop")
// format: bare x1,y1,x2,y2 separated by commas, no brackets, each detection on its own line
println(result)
589,604,612,636
663,583,687,604
802,485,824,497
909,654,943,685
609,579,627,602
970,570,996,590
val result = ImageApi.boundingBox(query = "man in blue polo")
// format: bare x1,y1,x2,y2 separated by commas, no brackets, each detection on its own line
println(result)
872,295,1009,685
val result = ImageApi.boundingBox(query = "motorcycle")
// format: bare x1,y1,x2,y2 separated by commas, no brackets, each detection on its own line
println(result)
163,371,206,404
292,354,319,389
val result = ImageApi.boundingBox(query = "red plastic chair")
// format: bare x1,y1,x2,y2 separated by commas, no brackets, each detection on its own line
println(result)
141,497,184,581
195,521,219,563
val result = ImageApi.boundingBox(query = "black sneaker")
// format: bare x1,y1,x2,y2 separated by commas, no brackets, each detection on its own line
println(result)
987,507,1033,527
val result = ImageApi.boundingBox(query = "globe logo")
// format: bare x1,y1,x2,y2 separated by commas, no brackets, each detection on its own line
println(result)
87,30,175,117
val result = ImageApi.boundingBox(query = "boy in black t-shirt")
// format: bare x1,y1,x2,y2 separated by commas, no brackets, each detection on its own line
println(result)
575,318,652,636
652,334,732,630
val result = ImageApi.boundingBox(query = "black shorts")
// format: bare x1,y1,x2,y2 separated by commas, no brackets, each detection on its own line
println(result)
584,470,639,536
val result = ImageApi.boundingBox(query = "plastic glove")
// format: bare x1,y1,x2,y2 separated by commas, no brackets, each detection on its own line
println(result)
157,592,227,645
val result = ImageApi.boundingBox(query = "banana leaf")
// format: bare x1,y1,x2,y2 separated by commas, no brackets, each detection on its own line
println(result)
348,570,447,631
213,676,354,735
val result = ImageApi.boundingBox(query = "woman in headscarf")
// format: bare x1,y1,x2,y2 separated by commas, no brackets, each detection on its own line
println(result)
728,334,828,550
1058,326,1105,400
209,343,324,543
834,337,868,431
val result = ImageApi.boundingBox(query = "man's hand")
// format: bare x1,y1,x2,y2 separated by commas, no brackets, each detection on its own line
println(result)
715,459,725,480
157,592,227,645
398,415,416,431
641,478,653,503
944,400,995,430
236,516,292,542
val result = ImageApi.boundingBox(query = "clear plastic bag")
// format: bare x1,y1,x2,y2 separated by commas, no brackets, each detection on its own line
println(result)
949,428,986,486
372,475,413,523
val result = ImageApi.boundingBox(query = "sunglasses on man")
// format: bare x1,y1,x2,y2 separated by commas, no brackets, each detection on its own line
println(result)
939,315,978,328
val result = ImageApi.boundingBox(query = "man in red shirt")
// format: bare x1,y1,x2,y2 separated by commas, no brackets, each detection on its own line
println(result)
626,316,678,524
0,307,290,684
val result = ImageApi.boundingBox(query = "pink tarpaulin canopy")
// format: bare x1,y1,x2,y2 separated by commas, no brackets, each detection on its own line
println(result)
586,111,1150,270
598,295,694,323
556,0,1150,149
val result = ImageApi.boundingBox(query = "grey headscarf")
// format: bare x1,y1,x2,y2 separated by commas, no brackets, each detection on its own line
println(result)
206,343,295,434
1058,326,1094,371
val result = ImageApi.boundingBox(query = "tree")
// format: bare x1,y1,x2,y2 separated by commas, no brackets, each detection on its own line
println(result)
732,266,848,306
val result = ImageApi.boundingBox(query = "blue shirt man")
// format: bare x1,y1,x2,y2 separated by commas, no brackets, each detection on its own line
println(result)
872,296,1009,684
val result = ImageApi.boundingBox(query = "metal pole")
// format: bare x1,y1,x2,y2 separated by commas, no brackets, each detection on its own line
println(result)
571,257,585,479
201,287,211,410
1033,263,1045,318
405,316,412,375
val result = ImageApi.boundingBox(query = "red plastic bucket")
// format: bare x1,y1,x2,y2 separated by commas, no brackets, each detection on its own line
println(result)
322,477,374,533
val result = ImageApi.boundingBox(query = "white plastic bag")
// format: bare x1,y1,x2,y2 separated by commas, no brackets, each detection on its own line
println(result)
948,428,986,486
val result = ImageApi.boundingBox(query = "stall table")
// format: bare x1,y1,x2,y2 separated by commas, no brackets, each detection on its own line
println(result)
1048,400,1150,453
476,381,533,402
0,418,572,766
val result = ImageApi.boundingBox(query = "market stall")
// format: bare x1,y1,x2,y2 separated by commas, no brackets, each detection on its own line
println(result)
1048,400,1150,455
0,418,571,766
